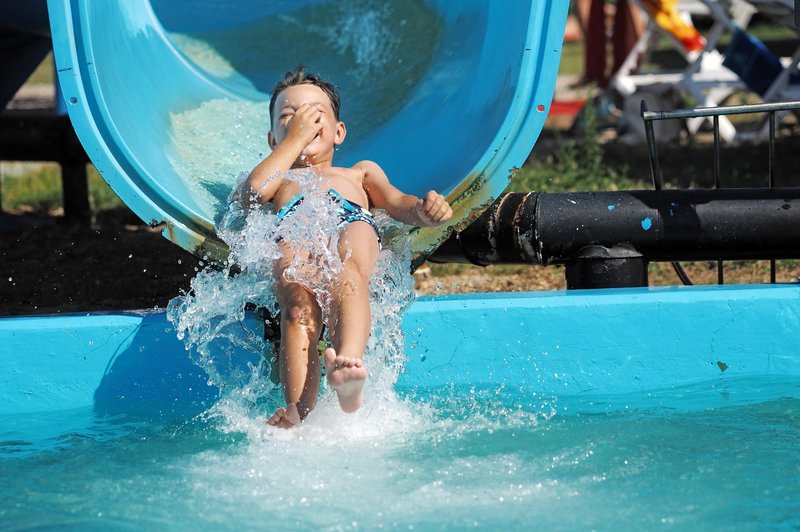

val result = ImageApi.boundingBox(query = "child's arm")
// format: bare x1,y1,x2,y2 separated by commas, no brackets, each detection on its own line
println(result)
358,160,452,227
238,103,324,205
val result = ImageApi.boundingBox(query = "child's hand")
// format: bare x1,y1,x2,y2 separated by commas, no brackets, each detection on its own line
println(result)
285,103,324,147
416,191,453,226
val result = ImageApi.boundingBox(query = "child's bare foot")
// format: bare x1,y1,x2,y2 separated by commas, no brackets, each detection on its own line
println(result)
324,347,367,413
267,403,301,429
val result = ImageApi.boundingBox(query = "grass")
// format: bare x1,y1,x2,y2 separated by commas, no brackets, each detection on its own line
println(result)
26,53,54,86
559,40,583,78
511,97,643,193
426,259,800,289
0,164,123,214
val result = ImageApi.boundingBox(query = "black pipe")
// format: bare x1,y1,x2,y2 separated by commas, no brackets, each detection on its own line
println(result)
563,245,648,289
430,188,800,266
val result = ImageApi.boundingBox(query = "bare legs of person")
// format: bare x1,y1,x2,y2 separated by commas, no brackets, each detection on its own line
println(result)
267,222,379,427
267,262,323,428
325,222,378,411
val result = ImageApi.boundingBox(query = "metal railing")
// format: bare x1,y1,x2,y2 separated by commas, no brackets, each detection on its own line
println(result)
641,99,800,284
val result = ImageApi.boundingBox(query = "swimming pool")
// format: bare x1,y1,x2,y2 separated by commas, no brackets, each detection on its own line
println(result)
2,285,799,528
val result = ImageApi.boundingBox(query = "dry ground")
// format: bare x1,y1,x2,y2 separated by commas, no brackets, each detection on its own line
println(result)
3,198,799,316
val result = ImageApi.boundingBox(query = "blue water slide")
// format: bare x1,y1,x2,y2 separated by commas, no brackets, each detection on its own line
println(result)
46,0,568,262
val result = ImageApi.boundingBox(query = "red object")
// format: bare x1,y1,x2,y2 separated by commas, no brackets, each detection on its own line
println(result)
681,34,706,53
548,99,585,117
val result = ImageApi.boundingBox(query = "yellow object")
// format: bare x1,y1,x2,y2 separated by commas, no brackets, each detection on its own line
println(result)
640,0,706,52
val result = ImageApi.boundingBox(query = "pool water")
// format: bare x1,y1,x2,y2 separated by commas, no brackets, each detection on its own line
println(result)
2,377,798,529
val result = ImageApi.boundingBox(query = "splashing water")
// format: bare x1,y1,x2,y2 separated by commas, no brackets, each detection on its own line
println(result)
167,98,269,218
167,168,417,432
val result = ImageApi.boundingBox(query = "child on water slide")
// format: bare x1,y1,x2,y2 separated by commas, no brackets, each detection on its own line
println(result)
236,66,453,428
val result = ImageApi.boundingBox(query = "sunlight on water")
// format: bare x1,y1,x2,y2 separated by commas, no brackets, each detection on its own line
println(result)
3,386,798,529
303,2,399,76
179,393,552,529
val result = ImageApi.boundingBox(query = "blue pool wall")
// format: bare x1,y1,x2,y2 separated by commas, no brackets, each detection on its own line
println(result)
2,284,799,417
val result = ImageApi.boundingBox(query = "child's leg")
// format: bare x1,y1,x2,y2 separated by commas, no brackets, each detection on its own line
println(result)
325,222,379,412
267,257,323,428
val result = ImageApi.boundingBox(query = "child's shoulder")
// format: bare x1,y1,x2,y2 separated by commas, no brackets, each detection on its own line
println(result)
352,160,387,180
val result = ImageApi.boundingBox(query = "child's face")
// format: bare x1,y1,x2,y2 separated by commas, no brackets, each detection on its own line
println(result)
269,84,346,165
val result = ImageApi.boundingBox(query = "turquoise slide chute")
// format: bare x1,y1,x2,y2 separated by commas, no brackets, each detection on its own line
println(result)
47,0,568,262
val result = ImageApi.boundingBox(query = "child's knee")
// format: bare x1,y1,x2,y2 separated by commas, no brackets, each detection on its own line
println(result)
287,304,309,324
284,300,321,331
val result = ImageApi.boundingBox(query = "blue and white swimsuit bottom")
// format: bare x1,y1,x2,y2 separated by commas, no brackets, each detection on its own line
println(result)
276,188,381,247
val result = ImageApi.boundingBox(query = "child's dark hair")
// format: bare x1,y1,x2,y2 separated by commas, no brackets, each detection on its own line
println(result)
269,65,341,121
